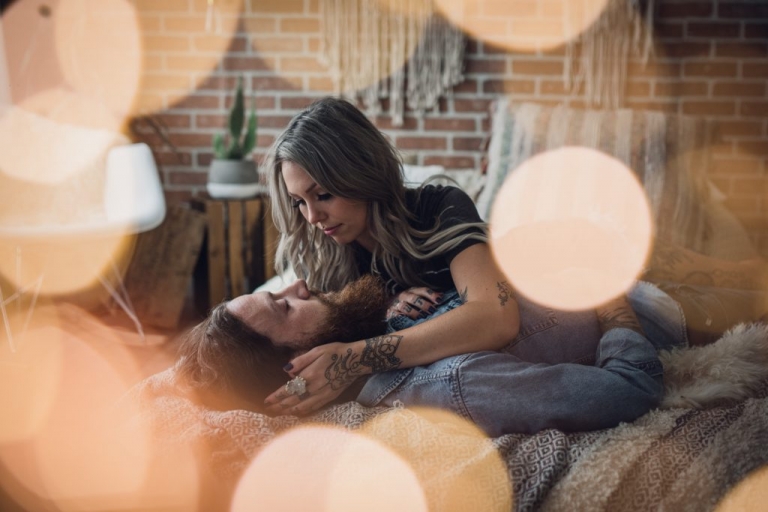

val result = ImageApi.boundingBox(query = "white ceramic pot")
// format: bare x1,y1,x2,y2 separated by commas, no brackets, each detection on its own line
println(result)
207,159,262,199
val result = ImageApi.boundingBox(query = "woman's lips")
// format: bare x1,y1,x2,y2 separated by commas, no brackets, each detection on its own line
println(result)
323,225,340,236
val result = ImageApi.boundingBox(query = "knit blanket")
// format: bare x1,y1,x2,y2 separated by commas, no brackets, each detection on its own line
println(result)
128,324,768,511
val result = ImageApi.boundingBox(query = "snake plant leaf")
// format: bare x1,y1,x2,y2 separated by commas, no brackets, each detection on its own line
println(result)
213,133,226,159
229,76,245,141
241,105,258,156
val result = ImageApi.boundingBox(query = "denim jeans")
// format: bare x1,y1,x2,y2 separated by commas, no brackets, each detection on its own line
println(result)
357,283,672,436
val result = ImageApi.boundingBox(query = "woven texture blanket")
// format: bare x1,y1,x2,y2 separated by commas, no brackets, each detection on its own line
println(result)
130,367,768,512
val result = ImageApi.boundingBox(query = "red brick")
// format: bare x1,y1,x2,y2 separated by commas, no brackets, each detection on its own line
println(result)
465,58,507,74
280,18,320,33
155,150,192,166
743,63,768,78
247,0,304,13
164,190,193,205
195,114,228,129
197,152,214,167
257,134,275,149
223,56,273,71
257,115,295,129
280,96,322,109
135,0,188,12
719,3,768,18
251,37,304,53
423,156,477,170
715,42,768,58
627,61,682,79
252,76,298,91
656,22,685,39
716,121,765,138
711,158,763,175
684,61,738,77
395,137,448,150
625,100,680,113
713,82,766,97
658,2,713,18
732,178,767,195
373,116,419,131
745,23,768,39
171,94,221,110
198,75,240,91
687,22,741,39
483,79,536,94
308,76,334,92
740,102,768,117
152,114,191,129
737,141,768,156
453,80,480,94
423,118,476,132
626,81,652,97
307,37,322,53
242,17,277,34
169,133,214,147
279,57,326,73
453,98,493,114
653,81,708,97
453,137,486,151
511,60,563,75
169,171,208,186
663,42,712,58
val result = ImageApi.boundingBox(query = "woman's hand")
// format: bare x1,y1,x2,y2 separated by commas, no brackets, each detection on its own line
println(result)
263,342,367,416
386,287,442,320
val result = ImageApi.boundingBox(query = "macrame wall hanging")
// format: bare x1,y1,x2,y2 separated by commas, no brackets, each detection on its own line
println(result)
565,0,656,109
319,0,465,127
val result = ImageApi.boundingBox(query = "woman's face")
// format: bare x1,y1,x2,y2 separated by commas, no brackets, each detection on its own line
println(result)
281,161,374,250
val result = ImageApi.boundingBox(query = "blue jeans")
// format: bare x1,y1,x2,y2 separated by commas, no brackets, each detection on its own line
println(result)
358,283,673,436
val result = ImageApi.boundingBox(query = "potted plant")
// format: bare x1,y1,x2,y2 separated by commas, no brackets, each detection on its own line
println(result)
206,76,261,199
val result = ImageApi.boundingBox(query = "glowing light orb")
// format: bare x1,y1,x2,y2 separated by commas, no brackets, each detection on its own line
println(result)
716,465,768,512
232,425,427,512
435,0,610,53
489,146,653,311
362,407,512,512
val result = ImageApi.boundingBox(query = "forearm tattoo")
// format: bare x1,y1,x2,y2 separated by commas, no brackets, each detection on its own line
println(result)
596,298,644,335
324,348,363,391
360,335,403,373
497,281,513,306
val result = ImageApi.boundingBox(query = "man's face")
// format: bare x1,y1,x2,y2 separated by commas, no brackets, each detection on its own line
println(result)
226,275,389,351
227,279,327,350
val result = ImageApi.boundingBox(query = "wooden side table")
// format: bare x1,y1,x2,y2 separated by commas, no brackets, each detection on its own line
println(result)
192,195,279,313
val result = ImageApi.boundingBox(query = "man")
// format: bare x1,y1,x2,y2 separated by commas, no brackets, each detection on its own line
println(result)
175,275,666,437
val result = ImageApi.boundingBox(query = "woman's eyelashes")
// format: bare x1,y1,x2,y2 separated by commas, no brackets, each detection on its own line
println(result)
290,193,333,208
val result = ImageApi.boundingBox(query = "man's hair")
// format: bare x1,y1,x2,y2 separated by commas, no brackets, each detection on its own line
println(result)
174,303,291,410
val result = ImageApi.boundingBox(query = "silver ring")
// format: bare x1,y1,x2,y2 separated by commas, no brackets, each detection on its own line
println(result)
285,376,307,396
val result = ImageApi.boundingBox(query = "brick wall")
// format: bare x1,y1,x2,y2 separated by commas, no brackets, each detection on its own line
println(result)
130,0,768,254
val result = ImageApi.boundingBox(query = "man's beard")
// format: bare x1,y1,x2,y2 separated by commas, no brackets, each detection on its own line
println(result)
311,274,390,345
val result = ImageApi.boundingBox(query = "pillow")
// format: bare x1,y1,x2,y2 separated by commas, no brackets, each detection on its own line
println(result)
476,99,716,253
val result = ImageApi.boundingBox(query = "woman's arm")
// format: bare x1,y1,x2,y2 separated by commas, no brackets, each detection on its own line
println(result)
265,243,520,415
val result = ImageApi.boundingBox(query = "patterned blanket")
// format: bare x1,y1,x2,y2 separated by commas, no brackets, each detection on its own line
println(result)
129,368,768,512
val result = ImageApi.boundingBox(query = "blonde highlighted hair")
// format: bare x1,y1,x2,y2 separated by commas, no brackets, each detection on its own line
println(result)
265,97,487,292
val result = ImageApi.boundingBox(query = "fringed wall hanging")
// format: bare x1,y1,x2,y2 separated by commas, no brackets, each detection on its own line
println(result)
320,0,465,126
564,0,655,109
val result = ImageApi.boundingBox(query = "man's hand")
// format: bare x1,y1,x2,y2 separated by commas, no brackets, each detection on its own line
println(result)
387,287,442,320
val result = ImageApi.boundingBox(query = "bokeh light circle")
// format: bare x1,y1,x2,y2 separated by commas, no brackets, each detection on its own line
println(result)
716,465,768,512
361,407,512,512
489,146,653,311
232,425,427,512
435,0,609,53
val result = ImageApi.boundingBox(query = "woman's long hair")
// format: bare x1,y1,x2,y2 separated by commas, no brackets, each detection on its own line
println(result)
265,97,487,292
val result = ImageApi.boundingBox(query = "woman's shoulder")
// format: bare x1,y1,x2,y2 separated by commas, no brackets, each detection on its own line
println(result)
408,184,475,213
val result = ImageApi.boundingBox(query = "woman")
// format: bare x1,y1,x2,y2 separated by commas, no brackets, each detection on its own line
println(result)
261,97,650,416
